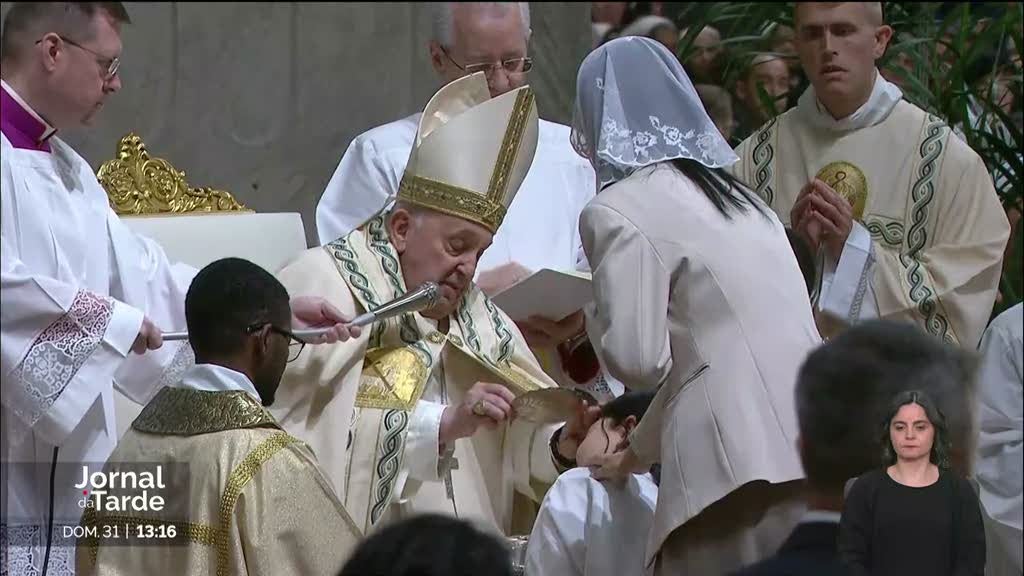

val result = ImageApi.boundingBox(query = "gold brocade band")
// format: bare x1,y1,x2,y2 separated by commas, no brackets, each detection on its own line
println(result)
487,89,535,200
397,175,508,233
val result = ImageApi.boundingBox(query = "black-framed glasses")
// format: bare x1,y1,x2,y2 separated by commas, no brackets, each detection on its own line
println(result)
36,34,120,80
247,322,305,362
439,45,532,77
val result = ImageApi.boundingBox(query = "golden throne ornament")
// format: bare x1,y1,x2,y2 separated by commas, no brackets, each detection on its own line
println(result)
98,133,249,216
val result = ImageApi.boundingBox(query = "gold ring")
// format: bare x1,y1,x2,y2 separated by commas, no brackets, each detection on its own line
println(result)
472,400,488,416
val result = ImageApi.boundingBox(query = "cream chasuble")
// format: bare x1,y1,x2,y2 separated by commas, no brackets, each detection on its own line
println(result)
733,77,1009,347
75,371,361,576
271,218,561,537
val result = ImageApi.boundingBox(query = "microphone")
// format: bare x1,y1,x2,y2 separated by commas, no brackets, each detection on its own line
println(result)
163,282,440,342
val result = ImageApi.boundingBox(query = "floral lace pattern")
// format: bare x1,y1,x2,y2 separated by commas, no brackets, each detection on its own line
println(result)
11,290,113,429
1,524,75,576
570,36,739,189
593,116,737,186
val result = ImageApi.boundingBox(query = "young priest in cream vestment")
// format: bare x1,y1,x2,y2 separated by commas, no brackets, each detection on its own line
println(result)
76,258,360,576
271,73,590,538
732,2,1009,347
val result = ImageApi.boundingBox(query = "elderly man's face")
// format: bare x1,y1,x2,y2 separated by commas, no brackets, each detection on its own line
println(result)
686,26,722,81
430,6,529,98
739,57,791,119
389,209,494,319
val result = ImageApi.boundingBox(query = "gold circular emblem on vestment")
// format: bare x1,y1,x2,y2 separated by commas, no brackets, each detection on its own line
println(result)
815,161,868,221
427,332,446,344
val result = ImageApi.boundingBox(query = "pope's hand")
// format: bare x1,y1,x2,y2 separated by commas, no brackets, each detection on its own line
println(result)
290,296,362,343
476,261,533,297
439,382,516,445
131,316,163,354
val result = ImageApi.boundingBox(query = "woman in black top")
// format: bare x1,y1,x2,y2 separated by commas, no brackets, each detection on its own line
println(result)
839,390,986,575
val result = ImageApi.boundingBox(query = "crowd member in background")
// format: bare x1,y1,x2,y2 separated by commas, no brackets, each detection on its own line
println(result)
974,303,1023,576
768,23,807,109
733,54,791,142
695,83,737,144
840,389,986,576
619,14,677,52
591,2,628,48
573,37,820,575
681,25,725,84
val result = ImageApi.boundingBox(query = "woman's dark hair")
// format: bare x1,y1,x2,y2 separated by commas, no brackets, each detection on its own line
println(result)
338,514,512,576
880,389,953,470
600,390,656,425
670,158,769,219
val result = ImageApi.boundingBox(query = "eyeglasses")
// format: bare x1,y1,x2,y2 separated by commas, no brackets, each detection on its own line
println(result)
36,35,120,81
247,322,306,363
439,45,533,77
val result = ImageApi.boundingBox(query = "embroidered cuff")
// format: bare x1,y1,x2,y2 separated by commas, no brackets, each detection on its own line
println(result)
820,222,875,323
404,400,446,483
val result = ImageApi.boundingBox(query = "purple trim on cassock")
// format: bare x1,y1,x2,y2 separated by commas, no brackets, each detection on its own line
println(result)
1,85,53,152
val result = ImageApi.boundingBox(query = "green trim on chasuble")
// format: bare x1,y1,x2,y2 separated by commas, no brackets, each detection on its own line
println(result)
326,236,386,348
865,218,905,247
901,114,954,344
482,297,514,364
752,117,778,206
326,220,531,530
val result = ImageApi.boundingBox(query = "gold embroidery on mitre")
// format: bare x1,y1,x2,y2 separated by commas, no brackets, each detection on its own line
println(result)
355,346,430,410
486,89,535,204
816,161,869,221
397,175,507,234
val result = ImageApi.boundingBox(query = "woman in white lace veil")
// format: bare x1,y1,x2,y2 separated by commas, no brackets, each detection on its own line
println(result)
571,36,820,576
571,35,764,214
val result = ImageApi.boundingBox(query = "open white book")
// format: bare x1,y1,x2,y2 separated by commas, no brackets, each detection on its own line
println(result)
490,268,593,322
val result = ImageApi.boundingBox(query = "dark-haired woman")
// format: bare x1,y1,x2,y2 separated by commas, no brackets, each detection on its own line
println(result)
839,389,986,576
571,36,822,575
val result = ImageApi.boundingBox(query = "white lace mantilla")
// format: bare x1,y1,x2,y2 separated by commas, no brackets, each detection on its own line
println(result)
571,36,738,188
